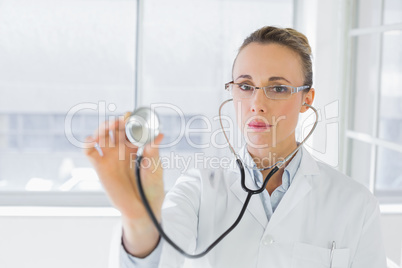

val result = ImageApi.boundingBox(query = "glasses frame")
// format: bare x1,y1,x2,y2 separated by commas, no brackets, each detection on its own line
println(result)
224,81,311,100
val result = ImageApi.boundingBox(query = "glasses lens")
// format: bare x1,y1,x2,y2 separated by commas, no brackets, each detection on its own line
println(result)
265,85,291,99
231,84,254,99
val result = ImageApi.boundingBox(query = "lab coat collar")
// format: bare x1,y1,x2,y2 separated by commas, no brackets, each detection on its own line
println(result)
228,145,320,229
229,145,320,178
229,166,268,228
295,146,320,176
266,146,320,231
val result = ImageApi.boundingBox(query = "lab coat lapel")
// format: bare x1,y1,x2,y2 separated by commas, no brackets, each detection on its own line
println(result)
266,147,320,232
229,168,268,229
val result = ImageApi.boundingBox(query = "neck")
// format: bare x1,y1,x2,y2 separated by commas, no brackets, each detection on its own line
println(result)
247,135,297,169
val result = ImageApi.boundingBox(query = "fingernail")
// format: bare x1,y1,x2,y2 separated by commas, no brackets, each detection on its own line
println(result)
94,142,104,157
109,130,115,143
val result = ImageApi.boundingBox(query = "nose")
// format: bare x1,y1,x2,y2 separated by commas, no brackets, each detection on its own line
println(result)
250,88,268,113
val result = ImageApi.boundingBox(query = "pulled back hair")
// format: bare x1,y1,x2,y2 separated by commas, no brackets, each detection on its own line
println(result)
235,26,313,89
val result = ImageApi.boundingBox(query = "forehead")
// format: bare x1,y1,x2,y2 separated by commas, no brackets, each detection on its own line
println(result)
233,42,304,85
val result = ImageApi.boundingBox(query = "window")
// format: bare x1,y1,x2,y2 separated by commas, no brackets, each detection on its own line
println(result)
344,0,402,203
139,0,294,190
0,0,137,205
0,0,295,205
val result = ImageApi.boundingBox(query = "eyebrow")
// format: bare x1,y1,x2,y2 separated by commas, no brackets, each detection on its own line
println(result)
235,75,291,84
268,76,291,84
235,74,252,81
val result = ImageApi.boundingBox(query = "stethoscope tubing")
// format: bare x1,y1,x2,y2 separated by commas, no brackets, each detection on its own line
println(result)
135,155,257,258
134,100,318,258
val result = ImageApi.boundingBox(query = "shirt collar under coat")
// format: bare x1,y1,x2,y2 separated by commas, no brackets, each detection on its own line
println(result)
228,144,321,229
230,144,320,178
237,145,303,191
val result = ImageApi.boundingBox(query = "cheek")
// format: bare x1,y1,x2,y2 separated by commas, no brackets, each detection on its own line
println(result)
274,101,300,130
233,100,249,129
233,99,301,132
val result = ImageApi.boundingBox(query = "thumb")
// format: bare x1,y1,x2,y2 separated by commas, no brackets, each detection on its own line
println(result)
143,133,164,159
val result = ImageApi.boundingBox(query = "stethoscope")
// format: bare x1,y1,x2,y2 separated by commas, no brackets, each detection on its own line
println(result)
126,99,318,259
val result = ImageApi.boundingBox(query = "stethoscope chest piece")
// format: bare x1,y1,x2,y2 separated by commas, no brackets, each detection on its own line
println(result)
125,107,160,148
132,100,318,259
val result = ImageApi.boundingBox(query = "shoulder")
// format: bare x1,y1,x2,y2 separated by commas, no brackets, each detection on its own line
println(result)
300,147,378,207
167,163,238,203
316,159,371,194
167,168,203,197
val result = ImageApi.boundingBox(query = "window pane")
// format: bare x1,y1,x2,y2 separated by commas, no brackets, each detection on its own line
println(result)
0,151,98,191
22,115,50,132
5,115,17,132
0,135,10,149
141,0,294,190
376,147,402,190
384,0,402,25
0,0,137,193
350,34,381,134
355,0,382,28
379,31,402,144
141,0,293,112
22,134,53,150
348,138,372,189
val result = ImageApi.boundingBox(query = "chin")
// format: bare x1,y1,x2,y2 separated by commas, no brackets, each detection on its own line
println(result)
244,133,273,149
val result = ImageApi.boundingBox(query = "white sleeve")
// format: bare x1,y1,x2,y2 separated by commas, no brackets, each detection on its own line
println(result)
120,238,163,268
158,170,201,267
118,169,201,268
350,200,387,268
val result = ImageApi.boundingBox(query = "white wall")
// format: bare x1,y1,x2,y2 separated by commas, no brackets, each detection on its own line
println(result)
294,0,346,169
0,213,400,267
0,1,400,267
295,0,402,265
381,214,402,265
0,215,120,268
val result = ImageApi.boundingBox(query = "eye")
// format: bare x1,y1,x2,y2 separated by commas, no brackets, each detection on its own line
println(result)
238,84,253,91
272,86,289,93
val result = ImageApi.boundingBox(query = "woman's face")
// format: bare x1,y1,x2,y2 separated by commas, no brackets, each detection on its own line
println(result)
232,42,313,150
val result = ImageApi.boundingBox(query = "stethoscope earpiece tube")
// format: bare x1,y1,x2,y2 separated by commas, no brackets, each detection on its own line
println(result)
135,154,195,257
133,100,318,258
238,159,279,194
135,152,255,258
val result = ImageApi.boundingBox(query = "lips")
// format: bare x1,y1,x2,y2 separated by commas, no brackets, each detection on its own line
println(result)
247,120,272,130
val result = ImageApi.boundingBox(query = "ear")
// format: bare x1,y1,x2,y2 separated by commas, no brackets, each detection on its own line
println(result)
300,88,315,113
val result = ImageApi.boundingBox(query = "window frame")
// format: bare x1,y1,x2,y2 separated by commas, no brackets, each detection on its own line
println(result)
342,0,402,204
0,0,298,207
0,0,141,207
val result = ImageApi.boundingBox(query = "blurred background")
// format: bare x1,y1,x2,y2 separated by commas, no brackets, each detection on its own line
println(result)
0,0,401,267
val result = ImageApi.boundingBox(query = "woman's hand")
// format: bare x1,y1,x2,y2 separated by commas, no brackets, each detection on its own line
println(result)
84,112,165,257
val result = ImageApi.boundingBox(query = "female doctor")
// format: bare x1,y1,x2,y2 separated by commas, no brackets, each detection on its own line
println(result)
85,26,387,267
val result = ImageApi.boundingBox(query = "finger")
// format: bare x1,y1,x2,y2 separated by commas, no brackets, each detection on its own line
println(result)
94,142,104,156
143,133,164,159
92,120,108,139
99,119,122,147
124,111,132,121
83,135,97,147
83,136,102,158
93,118,121,139
120,113,138,148
118,114,128,131
105,118,124,146
154,133,164,146
109,129,115,144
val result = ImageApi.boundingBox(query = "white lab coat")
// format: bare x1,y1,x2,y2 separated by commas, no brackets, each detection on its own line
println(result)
121,146,387,268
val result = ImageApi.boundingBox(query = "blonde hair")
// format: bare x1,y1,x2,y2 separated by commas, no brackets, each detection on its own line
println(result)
235,26,313,89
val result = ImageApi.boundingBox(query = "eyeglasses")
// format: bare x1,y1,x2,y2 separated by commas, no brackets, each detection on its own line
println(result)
225,81,310,100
